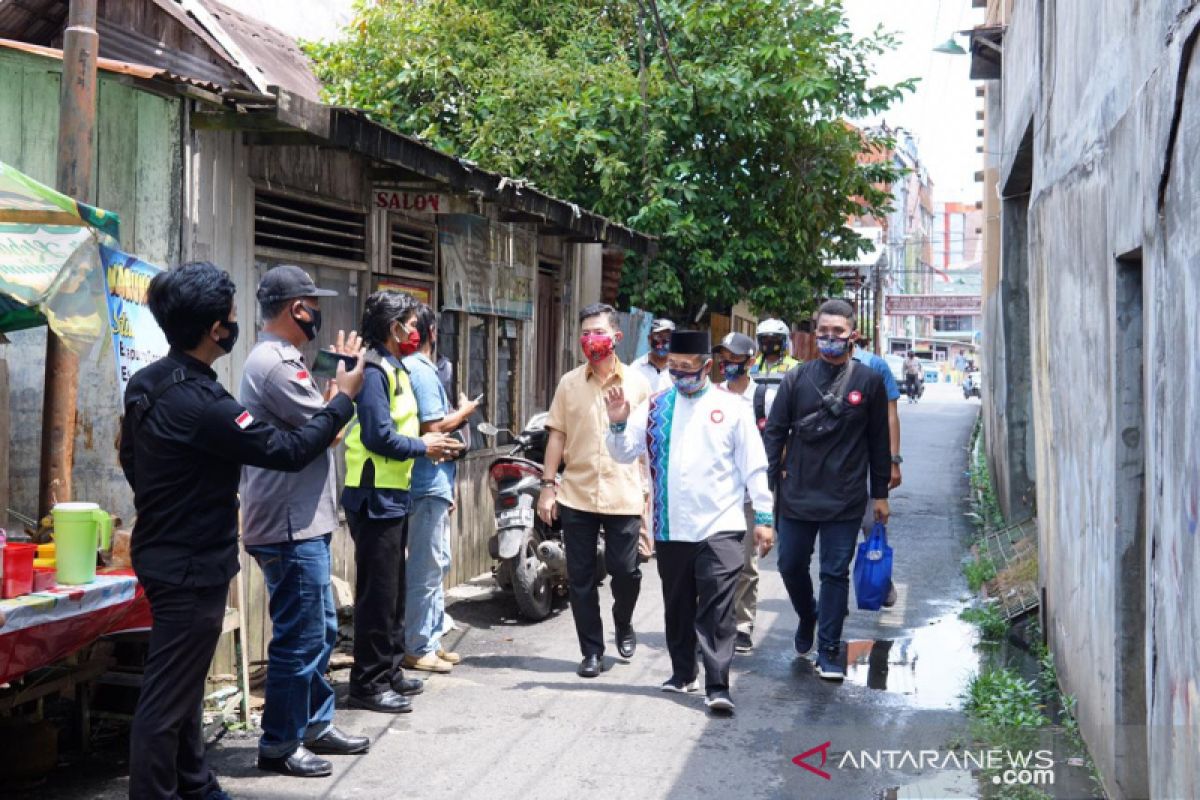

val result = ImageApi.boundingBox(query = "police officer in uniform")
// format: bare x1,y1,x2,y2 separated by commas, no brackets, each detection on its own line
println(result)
119,262,366,800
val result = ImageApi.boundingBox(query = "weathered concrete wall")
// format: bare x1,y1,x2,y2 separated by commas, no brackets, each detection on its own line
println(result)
990,1,1200,797
0,49,181,524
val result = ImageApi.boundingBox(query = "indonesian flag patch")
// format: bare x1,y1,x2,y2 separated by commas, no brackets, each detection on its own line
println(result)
295,369,309,381
236,411,254,429
847,390,863,406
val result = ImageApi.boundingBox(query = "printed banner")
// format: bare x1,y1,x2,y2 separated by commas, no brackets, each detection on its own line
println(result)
885,294,982,316
102,246,168,395
440,214,535,320
0,161,119,346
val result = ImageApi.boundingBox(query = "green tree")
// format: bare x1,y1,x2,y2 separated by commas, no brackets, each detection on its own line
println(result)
307,0,910,321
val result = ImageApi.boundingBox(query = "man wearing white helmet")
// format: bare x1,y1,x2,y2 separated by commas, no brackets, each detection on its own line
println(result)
751,319,800,379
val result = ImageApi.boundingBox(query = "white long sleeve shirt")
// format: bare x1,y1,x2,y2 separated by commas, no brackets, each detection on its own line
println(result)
607,385,773,543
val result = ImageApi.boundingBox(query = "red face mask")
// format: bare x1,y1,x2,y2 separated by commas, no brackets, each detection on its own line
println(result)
397,329,421,356
580,333,615,364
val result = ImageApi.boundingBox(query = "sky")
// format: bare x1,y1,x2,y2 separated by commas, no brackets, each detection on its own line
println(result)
841,0,983,203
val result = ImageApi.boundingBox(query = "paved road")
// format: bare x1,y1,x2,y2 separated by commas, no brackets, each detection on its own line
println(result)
28,384,983,800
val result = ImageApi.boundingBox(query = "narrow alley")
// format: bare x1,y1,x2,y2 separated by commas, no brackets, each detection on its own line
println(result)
23,386,982,800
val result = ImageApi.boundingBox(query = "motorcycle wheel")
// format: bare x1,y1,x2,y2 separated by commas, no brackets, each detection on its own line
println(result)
512,528,553,621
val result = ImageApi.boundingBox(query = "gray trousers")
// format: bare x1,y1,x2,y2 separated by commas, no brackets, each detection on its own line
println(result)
734,503,758,635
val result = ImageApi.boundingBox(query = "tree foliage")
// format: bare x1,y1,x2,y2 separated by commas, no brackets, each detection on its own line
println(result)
307,0,911,321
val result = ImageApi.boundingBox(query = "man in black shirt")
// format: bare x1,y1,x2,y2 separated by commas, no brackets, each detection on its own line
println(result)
763,299,890,682
119,262,365,800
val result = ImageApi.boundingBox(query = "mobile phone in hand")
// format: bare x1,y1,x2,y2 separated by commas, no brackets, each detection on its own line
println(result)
312,349,358,379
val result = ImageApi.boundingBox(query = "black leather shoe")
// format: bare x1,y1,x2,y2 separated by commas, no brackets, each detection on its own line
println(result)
347,689,413,714
616,623,637,659
257,745,333,778
307,726,370,756
577,654,606,678
391,676,425,696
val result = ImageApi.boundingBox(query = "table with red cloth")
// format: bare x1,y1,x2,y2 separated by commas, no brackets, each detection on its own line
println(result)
0,568,152,684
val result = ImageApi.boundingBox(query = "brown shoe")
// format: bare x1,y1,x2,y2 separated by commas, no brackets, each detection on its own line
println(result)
403,653,453,673
437,649,462,665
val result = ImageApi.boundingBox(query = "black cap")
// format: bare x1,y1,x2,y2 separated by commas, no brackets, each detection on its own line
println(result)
670,329,711,355
256,265,337,305
714,332,756,357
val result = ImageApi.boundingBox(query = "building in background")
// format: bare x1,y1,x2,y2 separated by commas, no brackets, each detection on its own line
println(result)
976,0,1200,797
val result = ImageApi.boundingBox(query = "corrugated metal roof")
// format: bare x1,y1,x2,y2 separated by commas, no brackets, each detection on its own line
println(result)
0,37,225,93
192,0,323,99
96,18,238,89
0,0,68,45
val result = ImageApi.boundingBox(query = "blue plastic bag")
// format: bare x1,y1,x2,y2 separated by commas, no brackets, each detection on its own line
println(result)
854,522,894,611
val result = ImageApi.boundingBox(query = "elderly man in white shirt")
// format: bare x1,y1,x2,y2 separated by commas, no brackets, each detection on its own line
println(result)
605,329,774,715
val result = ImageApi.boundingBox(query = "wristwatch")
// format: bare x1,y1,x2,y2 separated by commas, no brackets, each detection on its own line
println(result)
891,454,904,465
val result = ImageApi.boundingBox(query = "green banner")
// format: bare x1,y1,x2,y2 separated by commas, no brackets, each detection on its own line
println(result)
0,161,120,348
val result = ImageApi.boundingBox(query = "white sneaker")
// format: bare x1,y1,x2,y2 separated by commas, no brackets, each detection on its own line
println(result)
705,691,736,713
661,677,700,694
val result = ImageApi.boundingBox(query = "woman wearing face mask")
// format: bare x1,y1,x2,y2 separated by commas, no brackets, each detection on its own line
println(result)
341,291,464,714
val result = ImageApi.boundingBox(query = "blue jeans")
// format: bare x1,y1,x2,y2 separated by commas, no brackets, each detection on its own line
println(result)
404,496,452,656
247,534,337,758
776,518,861,654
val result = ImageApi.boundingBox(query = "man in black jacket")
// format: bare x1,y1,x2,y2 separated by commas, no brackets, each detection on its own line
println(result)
763,299,891,681
119,262,365,800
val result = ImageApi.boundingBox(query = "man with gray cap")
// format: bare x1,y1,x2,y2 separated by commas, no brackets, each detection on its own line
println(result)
631,317,676,393
240,265,371,778
714,332,768,653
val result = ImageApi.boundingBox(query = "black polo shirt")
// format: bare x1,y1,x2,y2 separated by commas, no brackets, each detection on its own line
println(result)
119,349,353,587
763,358,891,521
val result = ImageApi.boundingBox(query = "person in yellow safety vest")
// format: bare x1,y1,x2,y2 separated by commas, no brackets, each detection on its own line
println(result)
341,291,463,716
750,318,800,378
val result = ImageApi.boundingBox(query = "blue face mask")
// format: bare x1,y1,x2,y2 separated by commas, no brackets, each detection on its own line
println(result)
721,360,748,382
652,345,670,358
670,364,710,395
817,335,851,359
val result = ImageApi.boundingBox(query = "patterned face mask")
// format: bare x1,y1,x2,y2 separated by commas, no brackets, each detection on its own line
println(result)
817,335,851,359
721,360,749,382
580,333,615,363
670,362,710,395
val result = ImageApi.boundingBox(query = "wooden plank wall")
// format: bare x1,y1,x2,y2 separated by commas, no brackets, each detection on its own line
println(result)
0,49,181,525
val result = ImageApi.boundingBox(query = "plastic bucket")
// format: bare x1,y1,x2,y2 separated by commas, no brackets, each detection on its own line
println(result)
52,502,111,585
2,543,36,598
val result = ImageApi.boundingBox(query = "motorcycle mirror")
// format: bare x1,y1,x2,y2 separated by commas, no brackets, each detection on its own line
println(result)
476,422,500,437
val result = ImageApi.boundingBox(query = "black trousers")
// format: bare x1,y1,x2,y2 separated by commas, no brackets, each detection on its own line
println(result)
129,579,227,800
656,531,745,693
559,506,642,658
346,510,408,694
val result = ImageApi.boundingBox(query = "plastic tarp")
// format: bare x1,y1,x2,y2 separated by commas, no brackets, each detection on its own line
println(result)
0,161,120,349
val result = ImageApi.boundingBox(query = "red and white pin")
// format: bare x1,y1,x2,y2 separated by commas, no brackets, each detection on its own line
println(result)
235,411,254,429
847,390,863,406
710,409,726,424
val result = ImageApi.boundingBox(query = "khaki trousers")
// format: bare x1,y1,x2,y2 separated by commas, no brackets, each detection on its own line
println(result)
734,503,759,635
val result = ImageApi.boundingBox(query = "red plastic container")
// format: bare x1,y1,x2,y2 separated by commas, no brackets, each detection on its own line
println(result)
2,543,37,598
32,567,56,592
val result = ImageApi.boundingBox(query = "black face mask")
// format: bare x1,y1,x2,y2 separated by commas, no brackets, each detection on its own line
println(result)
216,320,239,353
293,303,321,342
760,339,782,357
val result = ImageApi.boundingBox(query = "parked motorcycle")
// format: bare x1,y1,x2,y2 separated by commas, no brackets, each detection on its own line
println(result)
963,368,982,400
478,414,607,621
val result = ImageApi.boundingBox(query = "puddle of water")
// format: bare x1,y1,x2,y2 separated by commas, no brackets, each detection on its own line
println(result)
844,611,980,710
883,768,980,799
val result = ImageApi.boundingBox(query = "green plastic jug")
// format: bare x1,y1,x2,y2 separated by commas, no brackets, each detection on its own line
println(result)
52,502,111,585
